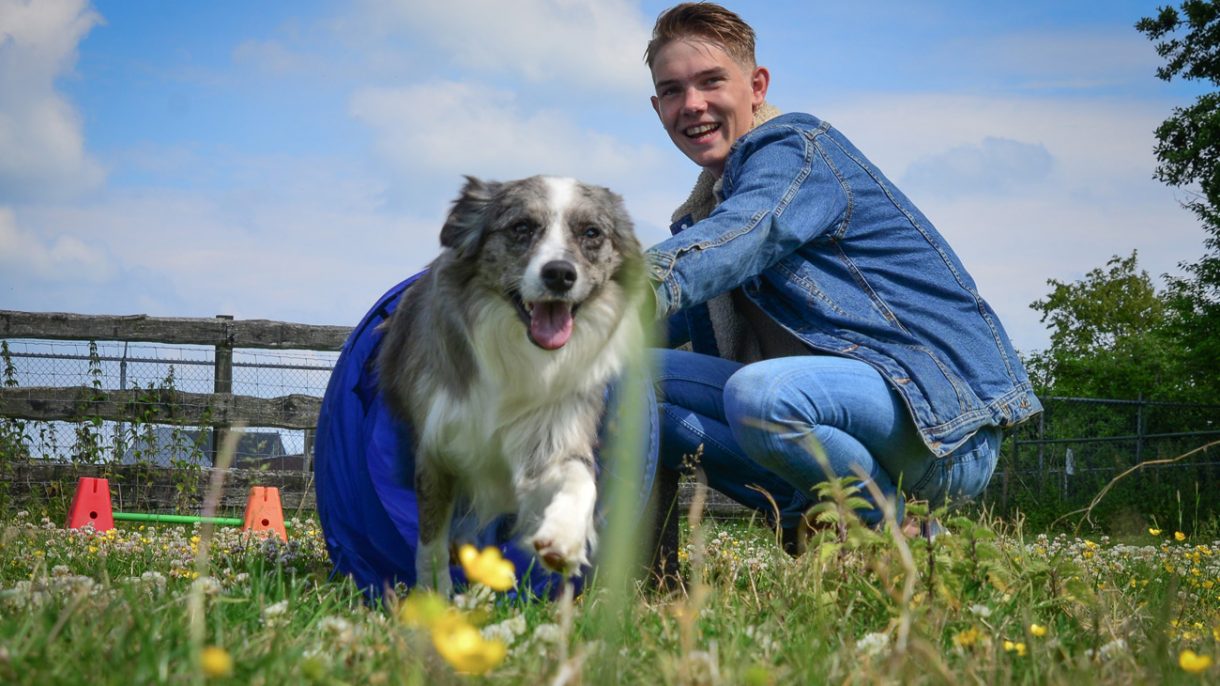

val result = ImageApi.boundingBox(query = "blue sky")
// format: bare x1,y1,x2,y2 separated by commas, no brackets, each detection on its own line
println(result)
0,0,1210,353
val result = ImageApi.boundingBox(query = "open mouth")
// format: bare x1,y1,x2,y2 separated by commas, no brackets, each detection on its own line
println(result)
510,291,578,350
683,122,721,140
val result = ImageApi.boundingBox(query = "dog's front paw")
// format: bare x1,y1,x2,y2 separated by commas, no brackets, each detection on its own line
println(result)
416,542,454,597
528,525,591,577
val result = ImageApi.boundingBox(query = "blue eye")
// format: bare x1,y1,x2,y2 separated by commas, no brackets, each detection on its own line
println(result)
583,226,603,240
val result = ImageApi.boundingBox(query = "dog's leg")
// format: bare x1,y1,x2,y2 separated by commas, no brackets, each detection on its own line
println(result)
415,461,456,596
526,455,597,577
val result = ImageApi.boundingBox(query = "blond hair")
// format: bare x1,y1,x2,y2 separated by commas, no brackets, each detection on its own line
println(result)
644,3,756,69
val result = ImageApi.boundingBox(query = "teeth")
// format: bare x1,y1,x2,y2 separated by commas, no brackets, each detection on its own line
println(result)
685,123,718,137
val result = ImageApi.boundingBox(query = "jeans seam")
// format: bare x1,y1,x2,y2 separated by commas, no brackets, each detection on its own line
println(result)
661,404,748,463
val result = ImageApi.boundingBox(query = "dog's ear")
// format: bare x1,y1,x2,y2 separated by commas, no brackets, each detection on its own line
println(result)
591,184,645,289
441,176,500,259
598,186,642,259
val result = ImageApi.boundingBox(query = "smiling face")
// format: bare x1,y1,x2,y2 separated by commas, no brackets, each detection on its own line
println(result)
650,38,769,177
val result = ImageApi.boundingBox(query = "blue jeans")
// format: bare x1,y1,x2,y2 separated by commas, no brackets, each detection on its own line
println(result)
655,350,1001,528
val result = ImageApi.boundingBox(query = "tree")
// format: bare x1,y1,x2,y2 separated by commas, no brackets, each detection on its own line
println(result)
1137,2,1220,402
1026,252,1178,400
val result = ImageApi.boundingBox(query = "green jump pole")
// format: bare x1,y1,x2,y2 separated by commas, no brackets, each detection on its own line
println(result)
113,512,244,527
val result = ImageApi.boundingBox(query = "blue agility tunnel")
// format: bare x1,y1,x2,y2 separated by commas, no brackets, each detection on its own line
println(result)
314,275,666,599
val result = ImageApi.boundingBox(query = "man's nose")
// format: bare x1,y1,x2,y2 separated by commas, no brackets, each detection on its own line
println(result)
681,88,706,115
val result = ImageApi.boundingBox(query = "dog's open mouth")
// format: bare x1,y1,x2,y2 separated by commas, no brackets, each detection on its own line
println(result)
510,291,577,350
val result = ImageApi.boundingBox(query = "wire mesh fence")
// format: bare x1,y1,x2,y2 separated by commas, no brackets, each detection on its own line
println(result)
984,396,1220,530
1,339,338,467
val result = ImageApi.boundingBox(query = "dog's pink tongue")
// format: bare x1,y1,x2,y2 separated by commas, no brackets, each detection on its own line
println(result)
530,302,573,350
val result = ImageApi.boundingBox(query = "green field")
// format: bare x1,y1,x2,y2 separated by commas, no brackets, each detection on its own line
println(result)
0,494,1217,685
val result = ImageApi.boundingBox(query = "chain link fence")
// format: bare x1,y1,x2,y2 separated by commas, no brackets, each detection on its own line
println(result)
1,339,338,468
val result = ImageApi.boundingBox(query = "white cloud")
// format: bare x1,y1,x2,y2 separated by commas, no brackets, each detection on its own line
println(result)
349,80,666,186
350,0,650,94
0,0,104,201
4,151,444,325
0,205,113,281
903,137,1054,198
812,93,1203,352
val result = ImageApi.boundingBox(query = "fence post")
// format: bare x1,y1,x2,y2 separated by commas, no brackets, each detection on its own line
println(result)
1136,392,1145,465
1003,432,1014,513
302,429,314,473
1037,411,1046,496
213,315,234,466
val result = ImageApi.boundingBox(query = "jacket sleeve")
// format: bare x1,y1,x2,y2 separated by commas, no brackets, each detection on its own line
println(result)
644,123,850,318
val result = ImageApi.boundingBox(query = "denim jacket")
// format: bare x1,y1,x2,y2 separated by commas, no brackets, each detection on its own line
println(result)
645,112,1042,456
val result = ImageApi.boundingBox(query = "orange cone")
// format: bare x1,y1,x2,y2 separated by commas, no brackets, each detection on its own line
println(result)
66,477,115,532
242,486,287,541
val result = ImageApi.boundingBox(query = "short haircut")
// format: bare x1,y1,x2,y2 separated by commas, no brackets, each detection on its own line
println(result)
644,3,757,70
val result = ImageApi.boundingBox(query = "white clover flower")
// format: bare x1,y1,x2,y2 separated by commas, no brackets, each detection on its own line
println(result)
262,599,290,626
857,632,891,657
191,576,223,596
52,575,97,596
452,583,495,612
969,604,992,619
317,616,357,645
482,614,527,646
1085,638,1128,660
532,622,565,645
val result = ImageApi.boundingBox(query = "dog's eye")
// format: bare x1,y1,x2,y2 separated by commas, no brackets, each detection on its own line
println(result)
582,226,603,240
511,221,535,239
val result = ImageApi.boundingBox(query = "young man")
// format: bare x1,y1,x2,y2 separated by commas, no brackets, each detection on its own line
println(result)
643,3,1041,551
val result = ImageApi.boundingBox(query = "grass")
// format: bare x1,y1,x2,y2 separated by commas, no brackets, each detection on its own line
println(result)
0,496,1217,685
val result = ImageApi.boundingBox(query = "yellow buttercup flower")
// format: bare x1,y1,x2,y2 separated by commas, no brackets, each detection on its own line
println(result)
1175,531,1187,542
1149,528,1162,536
1003,640,1027,656
1178,650,1212,674
200,646,234,678
953,627,981,648
431,612,507,675
458,544,516,592
398,590,449,629
1029,623,1048,637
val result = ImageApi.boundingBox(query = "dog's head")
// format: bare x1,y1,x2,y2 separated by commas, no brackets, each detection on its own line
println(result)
439,175,641,351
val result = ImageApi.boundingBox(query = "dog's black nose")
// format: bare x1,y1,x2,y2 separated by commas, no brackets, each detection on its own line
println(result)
541,260,577,292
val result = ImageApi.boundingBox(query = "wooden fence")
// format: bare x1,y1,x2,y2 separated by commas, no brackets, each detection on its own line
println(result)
0,310,351,514
0,310,729,525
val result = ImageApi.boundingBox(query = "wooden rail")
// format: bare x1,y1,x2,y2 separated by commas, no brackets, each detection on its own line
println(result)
0,387,322,429
0,310,351,350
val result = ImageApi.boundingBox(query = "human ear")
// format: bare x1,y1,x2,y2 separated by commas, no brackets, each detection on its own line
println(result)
751,66,770,107
650,94,661,119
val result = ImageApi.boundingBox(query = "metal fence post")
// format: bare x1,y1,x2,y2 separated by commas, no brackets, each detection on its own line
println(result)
1004,432,1014,513
213,315,234,466
1037,411,1046,495
1136,392,1145,465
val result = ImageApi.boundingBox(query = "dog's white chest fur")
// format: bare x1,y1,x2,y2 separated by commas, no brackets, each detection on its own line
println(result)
417,287,638,517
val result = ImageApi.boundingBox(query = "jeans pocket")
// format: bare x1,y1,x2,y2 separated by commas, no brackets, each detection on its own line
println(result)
911,428,1000,507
